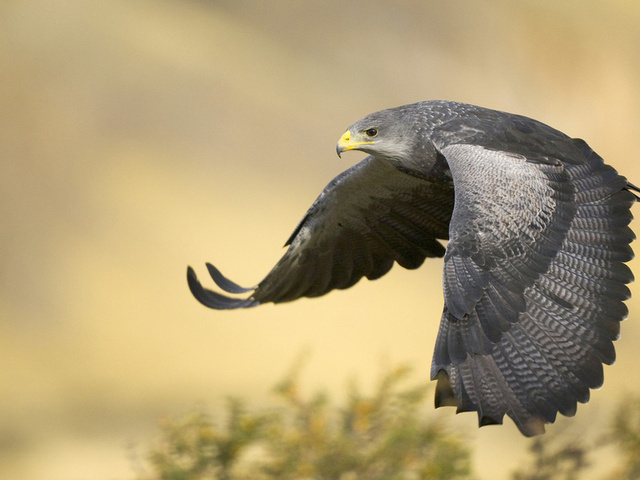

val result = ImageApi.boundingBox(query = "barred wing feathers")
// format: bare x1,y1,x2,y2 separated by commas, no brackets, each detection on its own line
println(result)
431,140,635,435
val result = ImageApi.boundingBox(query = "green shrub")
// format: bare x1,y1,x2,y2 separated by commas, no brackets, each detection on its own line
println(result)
138,364,472,480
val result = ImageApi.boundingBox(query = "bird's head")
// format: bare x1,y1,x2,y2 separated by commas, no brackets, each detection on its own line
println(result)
336,105,422,161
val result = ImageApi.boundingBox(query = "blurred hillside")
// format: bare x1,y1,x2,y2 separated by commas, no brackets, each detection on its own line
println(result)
1,1,640,479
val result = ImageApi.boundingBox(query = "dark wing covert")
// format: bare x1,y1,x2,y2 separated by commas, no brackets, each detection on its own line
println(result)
188,155,454,309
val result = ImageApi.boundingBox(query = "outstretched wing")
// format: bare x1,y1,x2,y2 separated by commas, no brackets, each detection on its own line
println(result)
431,140,636,435
188,155,454,309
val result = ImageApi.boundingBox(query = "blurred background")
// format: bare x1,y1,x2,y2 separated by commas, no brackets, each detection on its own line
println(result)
2,0,640,478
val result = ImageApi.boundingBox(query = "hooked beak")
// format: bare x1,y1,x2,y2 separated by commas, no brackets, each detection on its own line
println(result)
336,130,374,157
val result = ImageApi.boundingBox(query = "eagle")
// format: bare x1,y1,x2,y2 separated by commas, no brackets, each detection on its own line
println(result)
187,101,637,436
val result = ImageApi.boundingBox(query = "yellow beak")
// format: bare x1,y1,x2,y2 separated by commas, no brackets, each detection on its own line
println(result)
336,130,374,157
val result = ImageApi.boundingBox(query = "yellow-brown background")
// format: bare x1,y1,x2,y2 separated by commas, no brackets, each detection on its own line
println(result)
2,1,640,478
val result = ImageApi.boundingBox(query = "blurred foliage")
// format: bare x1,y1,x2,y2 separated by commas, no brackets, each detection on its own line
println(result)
510,396,640,480
605,395,640,480
510,433,589,480
134,364,640,480
136,364,472,480
144,399,271,480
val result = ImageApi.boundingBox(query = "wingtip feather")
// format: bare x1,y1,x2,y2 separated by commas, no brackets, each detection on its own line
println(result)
187,265,259,309
205,263,256,293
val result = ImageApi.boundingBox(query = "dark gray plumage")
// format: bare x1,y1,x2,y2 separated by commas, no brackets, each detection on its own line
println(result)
187,101,637,436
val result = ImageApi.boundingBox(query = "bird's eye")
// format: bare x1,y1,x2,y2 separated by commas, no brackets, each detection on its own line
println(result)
365,128,378,137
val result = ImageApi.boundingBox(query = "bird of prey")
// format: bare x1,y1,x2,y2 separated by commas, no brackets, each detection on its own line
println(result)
187,101,637,436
